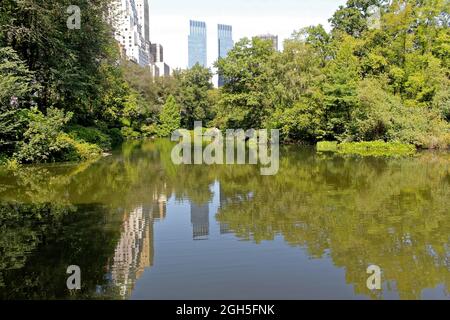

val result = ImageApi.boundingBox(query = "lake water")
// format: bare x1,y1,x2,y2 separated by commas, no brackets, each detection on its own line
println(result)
0,139,449,300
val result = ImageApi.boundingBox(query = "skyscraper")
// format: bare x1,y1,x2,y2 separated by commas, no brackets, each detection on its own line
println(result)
257,34,279,51
188,20,207,68
151,43,171,77
110,0,150,67
109,0,170,77
135,0,151,44
218,24,233,87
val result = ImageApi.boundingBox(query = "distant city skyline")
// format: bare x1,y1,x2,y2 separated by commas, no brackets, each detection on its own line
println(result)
149,0,347,69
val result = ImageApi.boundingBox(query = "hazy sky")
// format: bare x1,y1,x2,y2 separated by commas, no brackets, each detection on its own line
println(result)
149,0,347,70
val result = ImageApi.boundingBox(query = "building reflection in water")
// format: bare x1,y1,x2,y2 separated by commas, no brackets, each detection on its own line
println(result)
107,182,241,297
108,191,167,299
190,202,209,240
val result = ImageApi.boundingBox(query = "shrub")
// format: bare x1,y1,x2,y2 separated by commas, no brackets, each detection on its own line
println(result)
349,78,450,149
15,107,74,163
348,78,397,141
141,124,158,137
386,107,450,149
121,126,141,140
57,134,102,161
73,141,102,160
0,156,20,171
14,108,102,163
5,158,20,171
66,125,112,150
433,82,450,122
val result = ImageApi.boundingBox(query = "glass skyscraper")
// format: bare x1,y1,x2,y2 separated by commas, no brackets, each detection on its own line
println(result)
188,20,207,68
218,24,233,87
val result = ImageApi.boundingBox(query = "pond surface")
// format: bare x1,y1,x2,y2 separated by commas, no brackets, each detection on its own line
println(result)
0,139,449,300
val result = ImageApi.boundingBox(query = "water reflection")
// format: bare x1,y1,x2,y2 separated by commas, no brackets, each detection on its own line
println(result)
108,193,168,299
110,206,154,298
191,203,209,240
0,140,449,300
0,203,123,299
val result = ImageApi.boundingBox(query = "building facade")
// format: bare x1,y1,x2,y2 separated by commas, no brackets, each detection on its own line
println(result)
136,0,151,44
218,24,233,87
109,0,170,77
155,62,171,77
136,0,152,63
188,20,207,68
151,43,164,63
151,43,171,77
110,0,150,67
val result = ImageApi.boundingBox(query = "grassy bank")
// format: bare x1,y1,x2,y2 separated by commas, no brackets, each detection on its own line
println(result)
317,141,417,157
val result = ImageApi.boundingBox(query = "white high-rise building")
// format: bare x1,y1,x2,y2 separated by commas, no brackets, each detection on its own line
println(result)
135,0,151,44
135,0,152,65
108,0,170,77
110,0,150,67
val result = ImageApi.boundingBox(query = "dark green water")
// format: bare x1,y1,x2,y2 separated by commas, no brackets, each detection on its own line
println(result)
0,139,449,300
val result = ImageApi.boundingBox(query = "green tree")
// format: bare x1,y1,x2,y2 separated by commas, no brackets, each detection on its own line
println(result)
330,0,387,37
214,37,276,129
157,95,181,137
0,0,124,124
177,64,214,129
323,35,361,140
294,25,331,67
266,35,325,142
15,107,74,163
0,47,38,156
120,60,159,127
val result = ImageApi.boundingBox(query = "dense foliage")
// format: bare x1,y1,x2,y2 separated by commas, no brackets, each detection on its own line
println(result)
177,64,214,129
216,0,450,148
156,95,181,137
1,0,449,167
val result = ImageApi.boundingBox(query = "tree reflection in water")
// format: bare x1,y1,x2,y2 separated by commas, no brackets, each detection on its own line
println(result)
0,140,449,299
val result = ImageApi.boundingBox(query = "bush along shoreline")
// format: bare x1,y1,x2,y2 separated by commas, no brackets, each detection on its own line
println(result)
0,109,119,169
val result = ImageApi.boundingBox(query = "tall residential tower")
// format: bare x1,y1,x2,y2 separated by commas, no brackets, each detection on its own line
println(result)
136,0,151,44
218,24,233,87
109,0,170,76
110,0,150,67
188,20,207,68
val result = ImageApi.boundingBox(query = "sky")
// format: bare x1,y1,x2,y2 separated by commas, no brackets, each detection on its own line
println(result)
149,0,347,70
